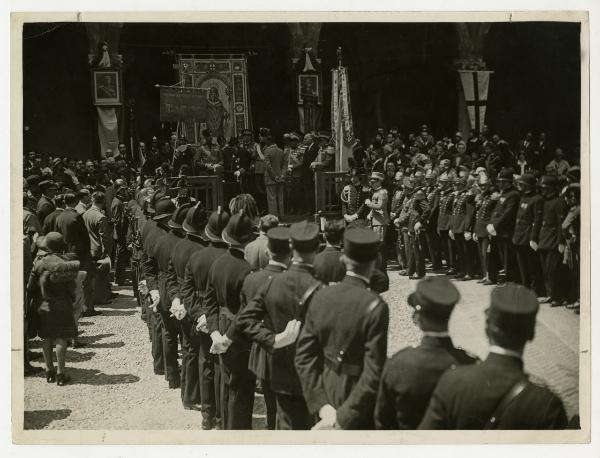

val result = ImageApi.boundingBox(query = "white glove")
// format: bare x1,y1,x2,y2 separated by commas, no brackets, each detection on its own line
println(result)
365,199,372,207
486,224,497,237
312,404,337,430
393,218,400,228
196,314,208,333
558,244,565,254
414,222,422,232
473,233,479,242
149,290,160,312
529,240,539,251
464,231,472,241
234,170,241,177
273,320,302,349
449,230,455,240
344,213,358,223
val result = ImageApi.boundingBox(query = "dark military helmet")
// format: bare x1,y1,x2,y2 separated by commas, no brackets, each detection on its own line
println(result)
183,202,208,234
539,174,559,188
205,206,230,242
517,173,537,187
222,210,255,246
496,170,514,182
153,197,176,221
168,202,192,229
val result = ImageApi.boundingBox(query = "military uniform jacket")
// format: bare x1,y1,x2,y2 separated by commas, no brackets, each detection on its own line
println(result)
490,187,520,237
474,194,497,238
367,187,390,226
390,189,405,219
36,195,55,227
450,191,475,234
426,189,441,230
237,263,321,395
204,248,253,349
374,336,478,430
141,223,167,295
408,193,430,234
437,190,455,231
419,353,568,429
539,195,568,250
295,275,389,429
146,231,183,312
512,192,543,246
238,263,286,380
166,235,207,309
42,208,63,235
83,206,110,259
182,242,228,320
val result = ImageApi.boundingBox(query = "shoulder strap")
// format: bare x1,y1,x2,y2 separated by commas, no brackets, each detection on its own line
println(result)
484,378,530,429
295,282,322,322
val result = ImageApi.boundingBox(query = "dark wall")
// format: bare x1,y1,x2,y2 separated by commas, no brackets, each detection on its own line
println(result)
484,22,581,154
319,23,458,143
23,23,94,157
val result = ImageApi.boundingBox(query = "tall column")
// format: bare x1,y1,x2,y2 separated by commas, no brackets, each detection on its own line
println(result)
289,23,323,133
454,23,492,138
85,23,124,157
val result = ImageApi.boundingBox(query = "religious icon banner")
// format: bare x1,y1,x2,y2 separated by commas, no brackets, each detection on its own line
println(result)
331,66,355,172
176,54,251,142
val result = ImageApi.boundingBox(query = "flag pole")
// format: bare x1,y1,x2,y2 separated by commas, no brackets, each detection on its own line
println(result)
337,47,343,172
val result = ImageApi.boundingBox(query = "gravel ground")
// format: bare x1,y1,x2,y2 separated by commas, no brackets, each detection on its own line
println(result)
23,271,580,430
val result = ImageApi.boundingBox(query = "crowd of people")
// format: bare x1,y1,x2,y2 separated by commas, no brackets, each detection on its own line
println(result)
22,122,579,430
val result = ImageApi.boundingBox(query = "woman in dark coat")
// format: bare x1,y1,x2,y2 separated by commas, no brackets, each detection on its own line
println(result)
26,232,80,385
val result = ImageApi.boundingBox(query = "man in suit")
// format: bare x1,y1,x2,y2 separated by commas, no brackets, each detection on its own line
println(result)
83,191,112,313
204,212,255,429
263,133,287,217
375,277,478,429
302,133,321,214
41,193,65,235
165,203,208,411
537,175,568,306
314,219,346,285
238,226,292,430
419,283,568,429
182,207,230,429
512,173,545,296
244,214,279,270
237,221,322,429
36,180,58,227
56,193,94,316
75,188,91,215
487,170,520,283
147,202,191,389
295,228,389,430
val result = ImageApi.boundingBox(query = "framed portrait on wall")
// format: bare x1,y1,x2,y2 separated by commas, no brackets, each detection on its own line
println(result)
92,69,122,106
298,73,319,104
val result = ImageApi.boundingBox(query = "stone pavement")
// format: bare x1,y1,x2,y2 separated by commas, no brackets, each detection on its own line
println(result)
23,273,580,429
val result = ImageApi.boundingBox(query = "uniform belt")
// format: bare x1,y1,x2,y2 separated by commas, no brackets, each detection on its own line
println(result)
324,354,362,377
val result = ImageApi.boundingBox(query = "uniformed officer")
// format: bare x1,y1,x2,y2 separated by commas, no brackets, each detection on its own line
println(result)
473,174,498,284
449,176,475,280
406,188,429,279
512,173,545,296
239,226,292,430
419,283,568,429
204,211,255,429
295,228,390,430
238,221,322,429
424,176,443,272
394,176,414,276
181,207,230,429
537,175,568,306
375,277,478,429
142,196,173,376
148,202,191,389
365,171,389,242
436,175,456,275
165,202,209,411
487,170,520,283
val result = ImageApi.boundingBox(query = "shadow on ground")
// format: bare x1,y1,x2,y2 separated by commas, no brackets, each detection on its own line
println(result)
64,367,140,385
24,409,72,429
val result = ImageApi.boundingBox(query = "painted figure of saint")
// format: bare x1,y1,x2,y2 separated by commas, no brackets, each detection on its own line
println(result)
206,86,229,138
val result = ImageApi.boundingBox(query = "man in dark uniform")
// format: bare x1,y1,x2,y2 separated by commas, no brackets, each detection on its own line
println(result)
36,180,58,227
436,175,456,274
425,176,443,272
295,228,389,430
165,203,208,411
406,188,429,280
375,277,478,429
142,197,175,378
487,170,520,283
449,176,475,280
238,226,292,430
147,202,191,389
237,221,322,430
419,283,568,429
204,211,255,429
473,175,498,285
111,185,130,285
181,207,230,429
537,175,568,306
512,173,545,296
